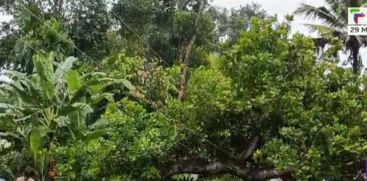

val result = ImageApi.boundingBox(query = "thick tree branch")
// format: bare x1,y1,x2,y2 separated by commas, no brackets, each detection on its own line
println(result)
160,158,229,179
238,135,260,161
245,168,295,181
160,157,294,181
178,0,206,101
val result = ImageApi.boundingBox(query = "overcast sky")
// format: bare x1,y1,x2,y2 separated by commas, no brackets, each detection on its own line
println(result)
212,0,325,35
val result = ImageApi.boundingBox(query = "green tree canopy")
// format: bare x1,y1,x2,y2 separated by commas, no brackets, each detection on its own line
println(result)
2,1,367,181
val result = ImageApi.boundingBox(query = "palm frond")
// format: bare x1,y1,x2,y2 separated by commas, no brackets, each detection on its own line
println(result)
304,23,342,38
294,3,345,28
325,0,343,10
325,0,348,24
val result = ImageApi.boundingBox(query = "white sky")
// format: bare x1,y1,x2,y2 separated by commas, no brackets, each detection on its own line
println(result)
211,0,325,35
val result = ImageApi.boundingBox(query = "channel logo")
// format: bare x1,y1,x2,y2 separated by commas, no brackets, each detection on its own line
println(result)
348,8,367,35
350,8,365,24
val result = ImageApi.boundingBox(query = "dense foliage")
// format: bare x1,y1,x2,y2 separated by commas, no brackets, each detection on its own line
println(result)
1,0,367,181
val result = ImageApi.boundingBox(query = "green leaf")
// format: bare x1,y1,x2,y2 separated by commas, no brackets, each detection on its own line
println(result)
121,79,135,90
30,127,47,160
90,93,114,105
80,72,107,80
0,103,16,109
68,103,93,138
72,103,93,114
0,114,16,131
82,129,107,142
54,116,71,127
5,81,33,105
54,56,77,84
33,53,55,101
66,70,81,93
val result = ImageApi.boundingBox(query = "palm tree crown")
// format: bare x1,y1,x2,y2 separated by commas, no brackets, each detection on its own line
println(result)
295,0,367,74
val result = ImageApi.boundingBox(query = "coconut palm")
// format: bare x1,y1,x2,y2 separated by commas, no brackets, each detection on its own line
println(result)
295,0,367,74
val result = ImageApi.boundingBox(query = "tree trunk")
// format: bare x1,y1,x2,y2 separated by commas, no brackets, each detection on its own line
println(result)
177,34,197,100
313,36,363,75
352,47,360,74
347,36,362,74
177,0,205,101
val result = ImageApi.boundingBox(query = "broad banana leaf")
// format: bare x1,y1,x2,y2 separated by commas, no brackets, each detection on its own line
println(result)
53,56,77,84
66,70,81,93
29,126,47,161
33,53,55,101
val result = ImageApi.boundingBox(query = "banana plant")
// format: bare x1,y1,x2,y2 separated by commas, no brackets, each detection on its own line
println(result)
0,51,133,181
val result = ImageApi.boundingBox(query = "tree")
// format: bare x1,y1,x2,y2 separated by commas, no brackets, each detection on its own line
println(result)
14,18,74,74
0,0,111,71
294,0,367,74
0,1,75,73
3,1,367,180
0,53,83,180
0,51,131,180
110,0,217,66
110,0,174,61
0,33,17,70
12,18,367,181
208,2,267,44
67,0,111,60
159,18,367,180
54,52,179,180
176,1,268,100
